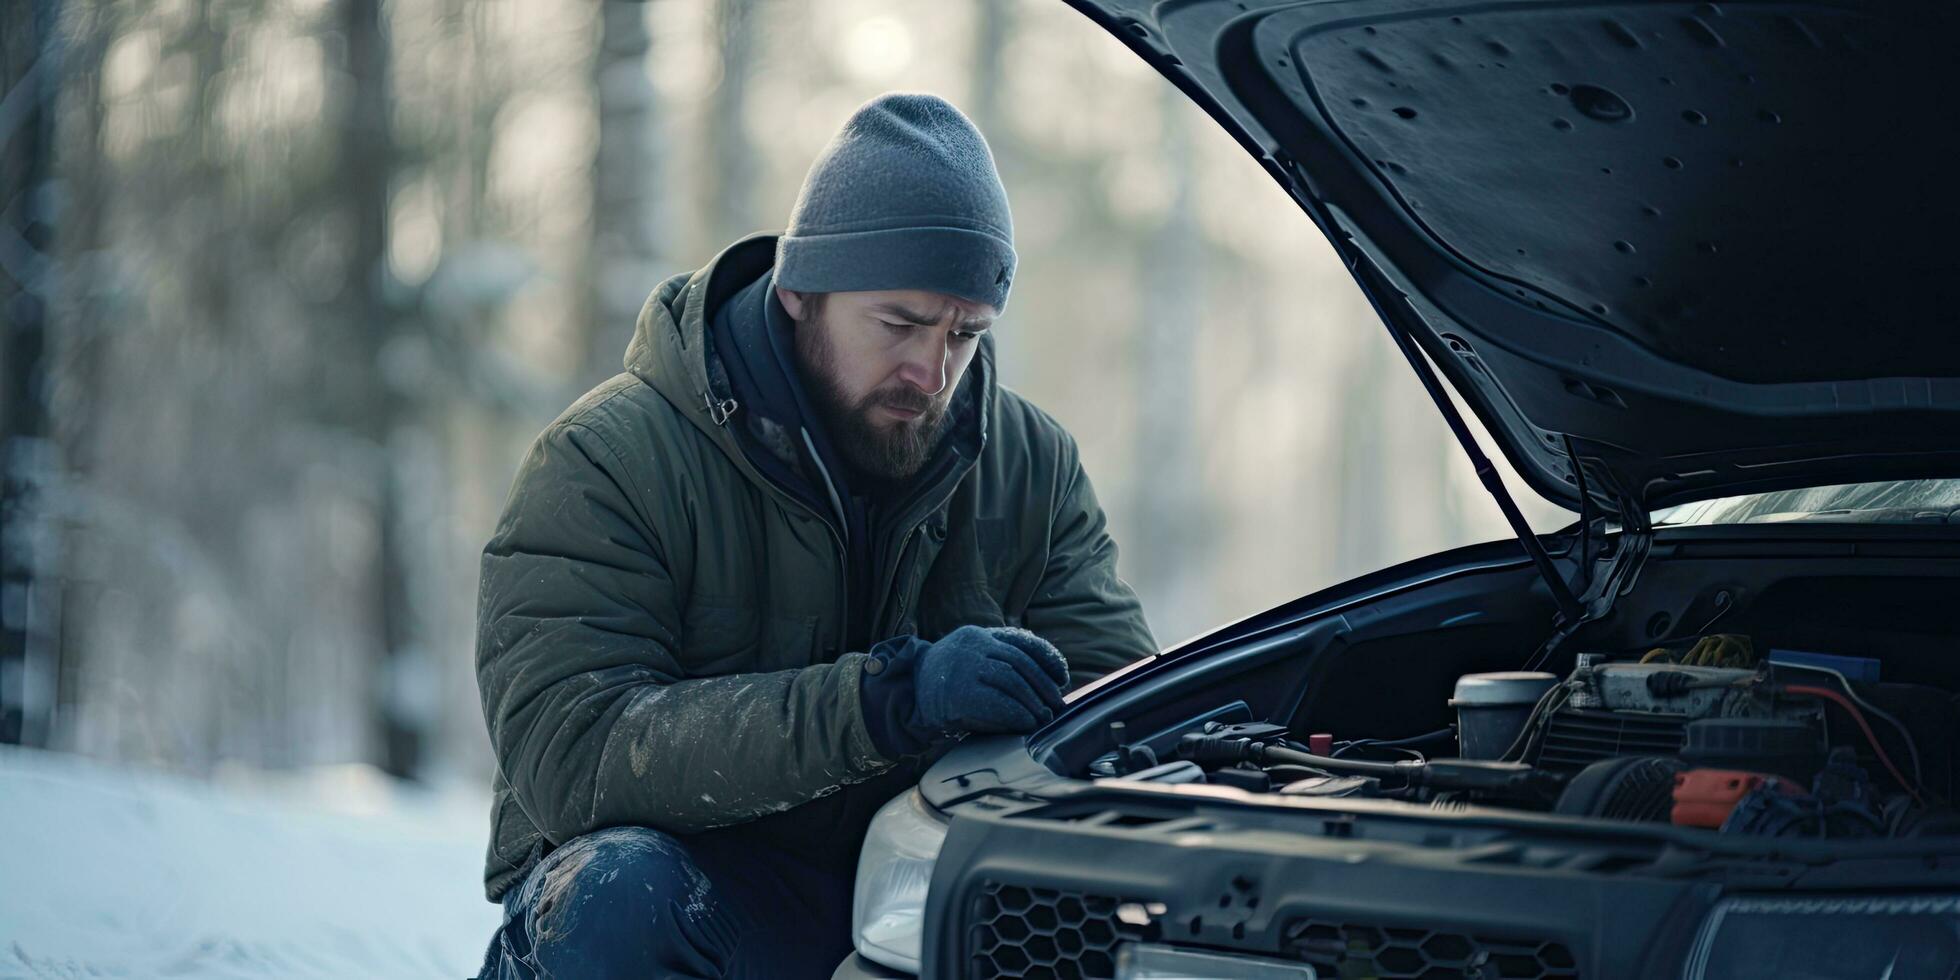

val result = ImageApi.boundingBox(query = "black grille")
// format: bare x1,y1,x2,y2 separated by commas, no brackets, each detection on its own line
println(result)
967,881,1155,980
965,882,1581,979
1285,919,1578,979
1536,708,1685,770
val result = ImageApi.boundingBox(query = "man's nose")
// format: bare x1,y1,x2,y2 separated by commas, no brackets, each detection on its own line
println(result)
894,332,950,396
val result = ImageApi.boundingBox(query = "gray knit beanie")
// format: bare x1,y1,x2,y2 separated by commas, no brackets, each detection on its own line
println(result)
772,93,1017,312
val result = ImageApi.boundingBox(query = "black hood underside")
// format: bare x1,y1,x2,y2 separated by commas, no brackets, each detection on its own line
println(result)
1068,0,1960,512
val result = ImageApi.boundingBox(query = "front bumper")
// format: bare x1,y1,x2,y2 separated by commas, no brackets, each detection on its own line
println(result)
908,743,1960,979
919,789,1717,979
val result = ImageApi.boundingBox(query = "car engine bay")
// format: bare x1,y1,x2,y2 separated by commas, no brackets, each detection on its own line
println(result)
1087,636,1960,841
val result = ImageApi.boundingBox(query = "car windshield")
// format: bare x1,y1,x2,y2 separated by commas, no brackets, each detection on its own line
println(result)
1653,479,1960,526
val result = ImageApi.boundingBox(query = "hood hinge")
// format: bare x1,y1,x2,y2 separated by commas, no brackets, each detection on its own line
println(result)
1520,438,1652,669
1382,316,1652,657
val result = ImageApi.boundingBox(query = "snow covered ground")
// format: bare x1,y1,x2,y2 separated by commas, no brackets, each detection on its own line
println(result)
0,747,501,979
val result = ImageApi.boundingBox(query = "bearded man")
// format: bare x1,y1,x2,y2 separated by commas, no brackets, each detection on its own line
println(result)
472,93,1156,979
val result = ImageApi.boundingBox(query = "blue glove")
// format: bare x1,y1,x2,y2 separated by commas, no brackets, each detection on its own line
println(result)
858,626,1070,760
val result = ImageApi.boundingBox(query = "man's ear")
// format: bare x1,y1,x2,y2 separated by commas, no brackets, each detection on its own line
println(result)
774,285,808,321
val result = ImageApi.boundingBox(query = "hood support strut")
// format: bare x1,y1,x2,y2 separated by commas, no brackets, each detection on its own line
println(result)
1380,317,1586,626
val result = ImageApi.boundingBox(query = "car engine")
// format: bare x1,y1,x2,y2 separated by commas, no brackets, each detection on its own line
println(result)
1093,639,1960,840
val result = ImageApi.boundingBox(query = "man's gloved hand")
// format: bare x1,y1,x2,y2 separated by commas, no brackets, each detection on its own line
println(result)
916,626,1068,734
858,626,1070,761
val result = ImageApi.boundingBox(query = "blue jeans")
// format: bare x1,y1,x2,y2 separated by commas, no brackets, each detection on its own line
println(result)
473,826,857,979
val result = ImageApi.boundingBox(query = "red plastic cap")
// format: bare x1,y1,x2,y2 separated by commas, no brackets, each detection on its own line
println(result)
1671,768,1790,828
1308,733,1335,756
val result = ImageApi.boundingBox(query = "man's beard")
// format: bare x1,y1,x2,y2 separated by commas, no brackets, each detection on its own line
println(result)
793,313,951,483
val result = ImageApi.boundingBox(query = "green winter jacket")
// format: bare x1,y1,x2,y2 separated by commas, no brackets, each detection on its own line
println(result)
475,234,1156,899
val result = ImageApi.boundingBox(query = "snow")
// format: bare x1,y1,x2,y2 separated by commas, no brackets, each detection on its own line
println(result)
0,747,501,979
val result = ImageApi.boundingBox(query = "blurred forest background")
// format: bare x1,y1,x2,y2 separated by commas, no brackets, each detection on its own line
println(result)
1,0,1569,789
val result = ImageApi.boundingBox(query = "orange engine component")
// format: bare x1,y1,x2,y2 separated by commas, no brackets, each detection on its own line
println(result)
1671,769,1794,828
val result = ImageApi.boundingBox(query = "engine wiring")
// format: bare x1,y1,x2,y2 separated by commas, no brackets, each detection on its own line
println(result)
1771,661,1927,795
1498,682,1572,763
1330,726,1455,761
1651,660,1932,807
1782,683,1929,809
1657,597,1739,649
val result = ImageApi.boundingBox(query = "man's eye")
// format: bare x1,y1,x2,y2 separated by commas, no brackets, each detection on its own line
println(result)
879,320,911,333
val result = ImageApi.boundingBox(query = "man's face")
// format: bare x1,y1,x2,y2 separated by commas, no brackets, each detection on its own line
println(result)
777,286,995,482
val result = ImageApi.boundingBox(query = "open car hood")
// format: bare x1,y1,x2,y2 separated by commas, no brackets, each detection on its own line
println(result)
1066,0,1960,512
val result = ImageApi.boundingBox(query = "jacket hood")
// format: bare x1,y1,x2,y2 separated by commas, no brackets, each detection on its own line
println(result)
1066,0,1960,514
625,233,995,493
624,235,764,445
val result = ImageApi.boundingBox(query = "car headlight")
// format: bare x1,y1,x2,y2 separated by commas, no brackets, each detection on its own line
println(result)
1683,894,1960,979
852,787,949,974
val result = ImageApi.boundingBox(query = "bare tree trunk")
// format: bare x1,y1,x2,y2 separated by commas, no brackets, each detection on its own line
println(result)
584,0,666,384
968,0,1028,383
48,0,114,754
700,0,762,253
340,0,420,779
1128,95,1206,640
1,0,61,747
